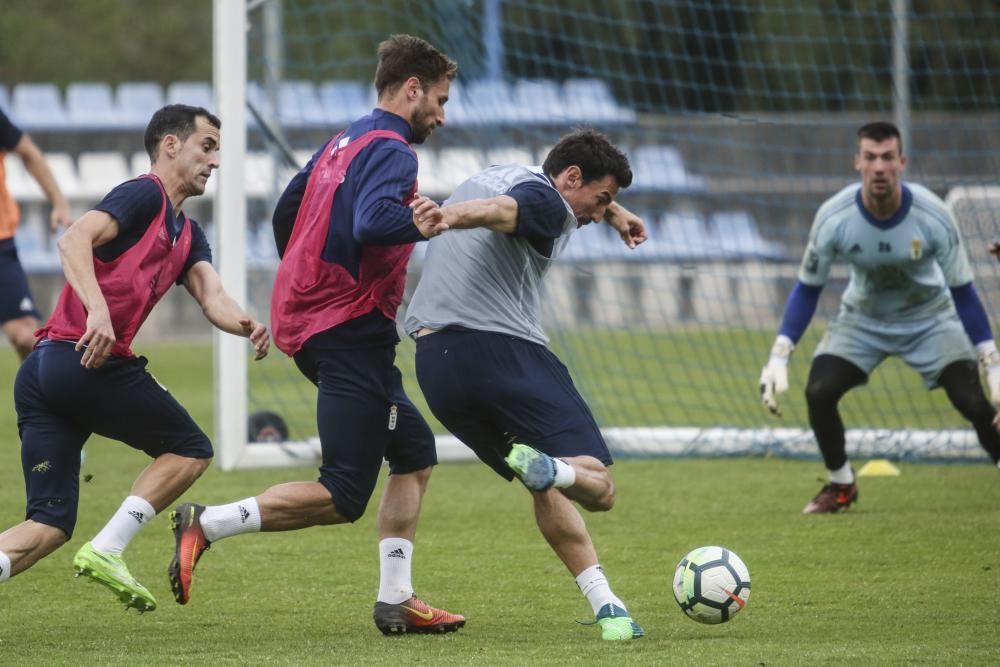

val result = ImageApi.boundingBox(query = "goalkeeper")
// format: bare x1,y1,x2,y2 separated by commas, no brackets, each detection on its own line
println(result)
759,121,1000,514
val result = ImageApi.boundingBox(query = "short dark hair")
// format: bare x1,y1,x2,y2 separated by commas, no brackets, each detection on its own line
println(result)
374,34,458,99
543,129,633,189
857,121,903,154
144,104,221,160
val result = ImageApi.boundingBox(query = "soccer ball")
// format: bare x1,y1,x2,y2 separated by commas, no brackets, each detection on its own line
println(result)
672,546,751,624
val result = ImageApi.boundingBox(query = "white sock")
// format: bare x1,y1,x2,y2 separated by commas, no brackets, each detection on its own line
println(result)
377,538,414,604
828,461,855,485
575,564,624,615
0,550,11,582
553,458,577,488
91,496,156,555
200,497,262,542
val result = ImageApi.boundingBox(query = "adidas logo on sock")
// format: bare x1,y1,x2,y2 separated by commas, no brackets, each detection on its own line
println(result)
387,548,406,559
128,510,145,524
239,505,250,523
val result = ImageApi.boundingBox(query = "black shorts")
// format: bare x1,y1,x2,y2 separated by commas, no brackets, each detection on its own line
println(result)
293,342,437,522
14,340,212,537
415,329,612,481
0,238,40,323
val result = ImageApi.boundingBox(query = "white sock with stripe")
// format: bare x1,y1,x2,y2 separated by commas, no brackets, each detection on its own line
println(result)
199,497,261,542
91,496,155,555
377,538,414,604
576,564,624,615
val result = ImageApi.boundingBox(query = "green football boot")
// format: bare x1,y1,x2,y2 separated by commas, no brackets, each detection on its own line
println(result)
73,541,156,612
594,603,644,641
504,443,558,491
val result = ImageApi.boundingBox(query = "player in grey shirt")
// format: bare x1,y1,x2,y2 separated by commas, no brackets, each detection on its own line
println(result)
758,121,1000,513
405,130,648,641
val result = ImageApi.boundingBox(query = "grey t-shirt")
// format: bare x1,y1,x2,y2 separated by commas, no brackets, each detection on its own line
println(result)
403,165,577,345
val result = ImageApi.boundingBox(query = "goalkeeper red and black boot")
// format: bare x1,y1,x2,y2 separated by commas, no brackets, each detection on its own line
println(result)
168,502,211,604
802,481,858,514
373,594,466,635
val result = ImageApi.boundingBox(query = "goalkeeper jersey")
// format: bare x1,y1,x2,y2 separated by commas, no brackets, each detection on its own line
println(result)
799,182,974,322
404,165,577,346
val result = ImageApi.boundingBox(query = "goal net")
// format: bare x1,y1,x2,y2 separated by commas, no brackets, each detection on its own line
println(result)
214,0,1000,469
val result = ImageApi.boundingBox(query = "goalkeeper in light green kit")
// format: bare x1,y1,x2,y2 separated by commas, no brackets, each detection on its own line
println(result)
758,121,1000,514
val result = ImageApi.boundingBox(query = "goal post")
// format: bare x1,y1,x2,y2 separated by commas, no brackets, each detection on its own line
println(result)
213,0,1000,470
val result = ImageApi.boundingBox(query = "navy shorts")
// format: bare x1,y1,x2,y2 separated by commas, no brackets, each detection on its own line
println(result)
14,340,213,537
0,238,41,323
293,342,437,522
415,329,612,481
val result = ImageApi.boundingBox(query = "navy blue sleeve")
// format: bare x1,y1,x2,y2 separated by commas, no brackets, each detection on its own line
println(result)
273,147,322,258
507,181,567,242
352,140,425,245
0,108,24,151
777,281,823,343
93,179,163,262
176,218,213,285
951,282,993,344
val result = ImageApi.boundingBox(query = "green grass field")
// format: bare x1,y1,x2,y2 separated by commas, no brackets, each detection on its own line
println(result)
1,343,998,665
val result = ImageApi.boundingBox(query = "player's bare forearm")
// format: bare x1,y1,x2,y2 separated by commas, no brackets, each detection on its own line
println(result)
17,135,71,230
185,262,269,359
604,201,647,249
441,195,519,233
57,223,110,318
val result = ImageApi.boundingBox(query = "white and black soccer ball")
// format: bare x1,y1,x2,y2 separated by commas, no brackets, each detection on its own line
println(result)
672,546,751,624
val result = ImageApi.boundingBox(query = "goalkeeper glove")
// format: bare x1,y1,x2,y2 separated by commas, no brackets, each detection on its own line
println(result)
976,340,1000,406
759,335,794,417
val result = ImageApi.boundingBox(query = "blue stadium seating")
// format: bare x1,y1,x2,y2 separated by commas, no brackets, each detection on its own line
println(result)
165,81,213,110
631,145,707,193
278,81,327,128
563,78,637,124
66,82,119,128
12,83,69,130
709,211,787,261
318,81,372,126
117,82,165,128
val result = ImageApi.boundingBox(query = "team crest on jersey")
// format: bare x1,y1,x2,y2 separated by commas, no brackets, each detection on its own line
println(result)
910,238,922,260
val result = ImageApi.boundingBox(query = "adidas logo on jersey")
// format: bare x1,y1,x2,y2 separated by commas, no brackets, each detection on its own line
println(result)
387,548,406,559
848,243,862,254
128,510,145,524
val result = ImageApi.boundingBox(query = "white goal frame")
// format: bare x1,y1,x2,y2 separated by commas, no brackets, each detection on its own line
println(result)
212,0,993,470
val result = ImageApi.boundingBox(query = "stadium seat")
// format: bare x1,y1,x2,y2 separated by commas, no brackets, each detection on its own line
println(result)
246,81,277,127
116,82,165,128
44,153,83,201
632,145,707,192
708,210,786,261
462,79,519,124
657,211,723,261
77,152,130,198
318,81,372,126
11,83,70,130
562,78,637,124
437,147,486,192
130,151,150,177
277,80,326,128
3,155,43,201
165,81,214,110
441,80,472,126
66,82,119,128
485,146,535,168
512,79,564,123
244,152,277,199
412,147,446,198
